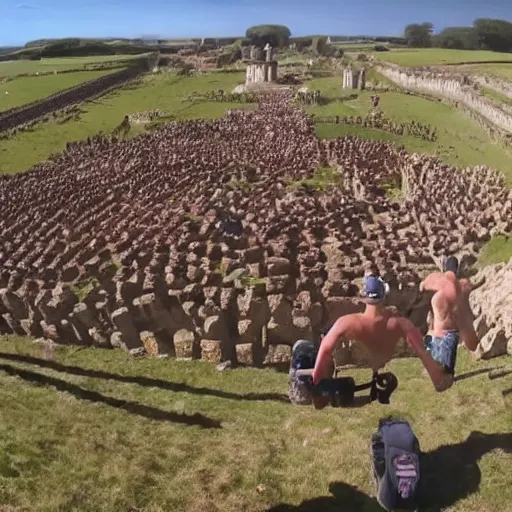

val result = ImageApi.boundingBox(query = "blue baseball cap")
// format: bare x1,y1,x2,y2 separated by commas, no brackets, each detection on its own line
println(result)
363,275,388,302
443,255,459,276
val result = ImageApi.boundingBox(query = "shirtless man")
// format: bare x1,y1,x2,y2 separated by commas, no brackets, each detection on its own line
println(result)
418,255,479,391
288,275,446,408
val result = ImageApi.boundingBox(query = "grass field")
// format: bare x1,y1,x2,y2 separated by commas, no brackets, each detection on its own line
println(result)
479,85,512,106
372,48,512,67
0,54,145,78
0,70,117,111
0,72,252,174
305,77,512,182
0,335,509,512
457,63,512,81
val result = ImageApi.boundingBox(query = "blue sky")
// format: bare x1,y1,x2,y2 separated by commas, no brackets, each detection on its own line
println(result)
1,0,511,47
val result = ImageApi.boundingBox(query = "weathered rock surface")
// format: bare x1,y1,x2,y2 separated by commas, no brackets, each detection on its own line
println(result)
470,260,512,359
0,90,510,367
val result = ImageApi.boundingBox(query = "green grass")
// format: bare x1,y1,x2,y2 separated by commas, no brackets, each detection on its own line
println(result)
479,85,512,106
0,70,116,111
478,235,512,266
373,48,512,67
457,63,512,81
0,54,145,78
0,72,250,175
0,335,510,511
305,78,512,182
287,165,342,191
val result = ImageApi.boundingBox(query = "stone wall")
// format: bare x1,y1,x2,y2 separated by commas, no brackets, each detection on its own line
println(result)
376,64,512,134
472,75,512,100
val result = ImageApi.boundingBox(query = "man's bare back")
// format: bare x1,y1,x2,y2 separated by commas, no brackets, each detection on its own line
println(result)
304,275,440,408
419,255,479,391
325,310,413,373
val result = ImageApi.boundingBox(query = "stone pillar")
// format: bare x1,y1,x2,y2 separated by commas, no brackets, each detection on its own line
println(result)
358,68,366,90
264,43,273,62
351,69,359,89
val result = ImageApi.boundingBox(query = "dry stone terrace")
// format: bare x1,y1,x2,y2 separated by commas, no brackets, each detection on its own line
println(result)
1,90,511,366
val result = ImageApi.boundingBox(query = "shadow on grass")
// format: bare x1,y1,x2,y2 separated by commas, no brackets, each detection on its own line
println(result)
420,431,512,511
0,363,222,429
0,352,289,403
268,432,512,512
267,481,381,512
454,366,505,383
488,367,512,381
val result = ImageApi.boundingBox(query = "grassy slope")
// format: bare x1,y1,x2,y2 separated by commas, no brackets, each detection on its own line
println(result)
478,236,512,266
0,70,117,111
0,72,250,175
0,336,510,512
479,85,512,106
373,48,512,67
305,77,512,181
0,54,145,78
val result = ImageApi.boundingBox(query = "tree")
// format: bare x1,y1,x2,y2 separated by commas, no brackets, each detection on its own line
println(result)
404,22,433,48
473,18,512,52
245,25,292,48
433,27,478,50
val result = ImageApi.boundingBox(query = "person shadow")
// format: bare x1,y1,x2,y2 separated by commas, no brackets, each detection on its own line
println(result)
267,481,381,512
419,430,512,511
266,431,512,512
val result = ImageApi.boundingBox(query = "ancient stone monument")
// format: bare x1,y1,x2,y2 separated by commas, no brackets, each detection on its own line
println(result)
245,44,278,86
342,67,366,90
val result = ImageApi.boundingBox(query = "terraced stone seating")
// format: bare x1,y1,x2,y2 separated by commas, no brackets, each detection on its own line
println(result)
1,90,510,366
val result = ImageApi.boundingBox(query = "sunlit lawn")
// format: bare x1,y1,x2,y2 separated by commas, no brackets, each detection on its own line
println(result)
0,72,251,175
0,335,510,511
0,54,146,78
0,70,116,111
372,48,512,67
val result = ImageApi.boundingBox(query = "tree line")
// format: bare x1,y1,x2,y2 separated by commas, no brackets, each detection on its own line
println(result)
405,19,512,52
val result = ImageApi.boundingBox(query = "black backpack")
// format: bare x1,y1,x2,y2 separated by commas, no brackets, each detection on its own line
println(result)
371,417,421,511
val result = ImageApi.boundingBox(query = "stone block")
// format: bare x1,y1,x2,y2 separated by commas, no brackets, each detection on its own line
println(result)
200,339,222,362
203,315,229,341
140,330,172,356
0,289,28,319
476,326,508,360
236,343,254,365
40,321,59,341
266,275,296,295
111,307,142,349
174,329,199,360
264,344,291,365
2,313,26,335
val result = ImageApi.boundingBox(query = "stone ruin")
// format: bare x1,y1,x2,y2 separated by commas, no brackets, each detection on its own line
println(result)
245,44,278,86
376,63,512,134
342,67,366,90
1,91,511,367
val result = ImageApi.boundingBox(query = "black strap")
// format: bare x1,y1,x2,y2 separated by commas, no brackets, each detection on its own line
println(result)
301,371,398,406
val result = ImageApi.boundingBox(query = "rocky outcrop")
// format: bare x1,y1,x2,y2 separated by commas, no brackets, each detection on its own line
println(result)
470,259,512,359
1,91,511,366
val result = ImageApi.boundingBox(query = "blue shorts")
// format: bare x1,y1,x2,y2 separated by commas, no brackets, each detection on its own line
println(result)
424,330,459,375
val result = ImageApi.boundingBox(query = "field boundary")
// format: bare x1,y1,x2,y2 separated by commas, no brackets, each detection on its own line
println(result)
0,64,147,133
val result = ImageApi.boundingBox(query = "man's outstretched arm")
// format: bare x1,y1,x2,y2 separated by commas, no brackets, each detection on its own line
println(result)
312,317,347,385
398,317,454,393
